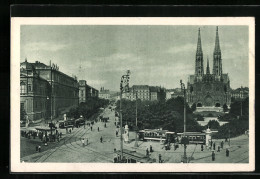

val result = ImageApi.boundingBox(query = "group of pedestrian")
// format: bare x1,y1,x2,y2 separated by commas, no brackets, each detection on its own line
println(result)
81,137,89,147
210,139,230,161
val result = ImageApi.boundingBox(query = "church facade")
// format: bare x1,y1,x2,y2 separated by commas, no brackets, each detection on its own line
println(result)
187,27,231,108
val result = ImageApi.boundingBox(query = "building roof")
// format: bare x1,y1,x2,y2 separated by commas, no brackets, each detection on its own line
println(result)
132,85,149,89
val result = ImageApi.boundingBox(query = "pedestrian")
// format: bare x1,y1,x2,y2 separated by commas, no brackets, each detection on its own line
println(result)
221,141,224,149
36,145,38,152
217,146,220,152
69,129,71,133
100,136,103,143
201,144,204,151
38,145,41,152
82,138,85,147
87,138,88,146
212,151,215,161
116,131,118,137
98,127,99,132
91,126,92,131
146,148,149,156
213,142,216,150
226,148,229,157
159,154,162,163
150,145,153,152
105,123,106,128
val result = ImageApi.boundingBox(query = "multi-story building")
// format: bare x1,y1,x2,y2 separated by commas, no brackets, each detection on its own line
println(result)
231,87,249,100
186,27,231,108
99,87,110,100
166,89,175,100
20,60,79,119
149,86,166,101
79,80,99,103
20,60,51,121
123,85,166,101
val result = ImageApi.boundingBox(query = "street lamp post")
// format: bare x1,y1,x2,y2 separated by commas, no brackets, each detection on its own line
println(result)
229,129,231,146
134,91,138,147
180,80,187,163
119,70,130,161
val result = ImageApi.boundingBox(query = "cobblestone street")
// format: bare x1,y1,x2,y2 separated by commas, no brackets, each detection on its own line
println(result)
21,105,249,163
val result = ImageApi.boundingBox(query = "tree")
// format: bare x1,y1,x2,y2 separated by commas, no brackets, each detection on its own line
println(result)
20,107,27,121
229,97,249,117
207,120,220,129
191,103,196,112
223,103,228,112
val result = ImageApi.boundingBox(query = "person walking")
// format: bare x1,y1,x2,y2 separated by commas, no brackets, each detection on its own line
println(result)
98,127,99,132
201,144,204,151
38,145,41,152
146,148,149,156
213,142,216,150
91,126,92,131
212,151,215,161
100,136,103,143
36,145,38,152
82,138,85,147
150,145,153,152
159,154,162,163
221,141,224,149
105,123,106,128
226,148,229,157
217,146,220,152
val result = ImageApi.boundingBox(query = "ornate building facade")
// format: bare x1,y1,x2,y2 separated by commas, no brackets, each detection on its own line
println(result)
20,60,79,120
79,80,99,103
187,27,231,107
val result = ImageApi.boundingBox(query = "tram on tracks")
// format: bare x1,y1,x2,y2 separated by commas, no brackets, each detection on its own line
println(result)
177,132,206,145
59,119,76,129
59,117,86,129
138,129,176,143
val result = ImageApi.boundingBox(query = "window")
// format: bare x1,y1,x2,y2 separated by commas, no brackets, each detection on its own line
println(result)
20,82,26,94
28,85,32,91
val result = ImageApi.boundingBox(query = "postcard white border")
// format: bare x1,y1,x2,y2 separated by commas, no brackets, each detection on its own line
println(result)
11,17,255,172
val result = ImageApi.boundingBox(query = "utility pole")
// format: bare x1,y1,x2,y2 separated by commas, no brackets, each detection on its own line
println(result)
240,87,243,117
134,91,138,147
119,70,130,161
229,129,231,146
180,80,187,163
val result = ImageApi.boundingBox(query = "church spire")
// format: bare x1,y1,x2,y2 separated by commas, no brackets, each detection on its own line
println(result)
214,26,221,55
196,28,203,55
213,26,222,76
206,57,210,74
195,28,204,77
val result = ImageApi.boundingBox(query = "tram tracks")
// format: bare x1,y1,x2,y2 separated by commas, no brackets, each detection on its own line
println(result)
35,126,87,162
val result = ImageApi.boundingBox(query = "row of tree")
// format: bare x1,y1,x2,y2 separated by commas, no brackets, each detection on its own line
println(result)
116,97,204,132
67,97,109,119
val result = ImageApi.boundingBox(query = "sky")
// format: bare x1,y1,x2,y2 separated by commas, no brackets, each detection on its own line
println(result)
20,25,249,91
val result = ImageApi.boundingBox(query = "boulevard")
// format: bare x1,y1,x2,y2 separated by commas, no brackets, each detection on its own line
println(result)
21,105,249,163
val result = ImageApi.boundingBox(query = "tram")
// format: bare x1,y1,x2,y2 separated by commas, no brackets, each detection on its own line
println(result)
138,129,176,143
177,132,206,145
59,119,75,129
75,118,85,128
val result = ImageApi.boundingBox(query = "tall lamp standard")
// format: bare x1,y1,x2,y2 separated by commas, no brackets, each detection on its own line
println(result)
134,91,138,147
119,70,130,161
180,80,187,163
240,87,243,118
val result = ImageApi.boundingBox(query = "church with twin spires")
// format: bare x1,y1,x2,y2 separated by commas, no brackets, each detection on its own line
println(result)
187,27,231,108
